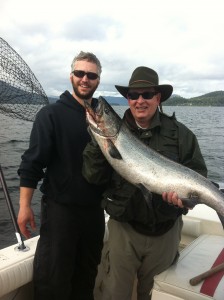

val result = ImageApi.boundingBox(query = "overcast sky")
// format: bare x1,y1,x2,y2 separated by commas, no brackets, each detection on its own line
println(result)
0,0,224,99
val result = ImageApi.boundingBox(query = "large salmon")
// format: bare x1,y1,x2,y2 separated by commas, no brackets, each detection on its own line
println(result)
85,96,224,226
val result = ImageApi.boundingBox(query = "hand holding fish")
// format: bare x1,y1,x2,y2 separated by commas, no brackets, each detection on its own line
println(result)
87,126,98,146
162,191,184,208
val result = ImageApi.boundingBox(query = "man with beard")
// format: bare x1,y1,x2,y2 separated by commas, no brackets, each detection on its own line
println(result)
17,51,105,300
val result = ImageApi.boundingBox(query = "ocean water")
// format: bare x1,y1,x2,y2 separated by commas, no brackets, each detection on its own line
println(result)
0,106,224,249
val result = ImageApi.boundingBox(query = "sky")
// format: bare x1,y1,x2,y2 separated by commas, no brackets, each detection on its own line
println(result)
0,0,224,99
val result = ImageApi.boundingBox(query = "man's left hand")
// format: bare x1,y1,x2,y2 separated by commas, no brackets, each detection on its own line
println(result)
162,191,184,208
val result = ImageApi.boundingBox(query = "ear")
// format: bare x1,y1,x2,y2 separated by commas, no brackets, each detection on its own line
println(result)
157,92,161,105
70,73,73,83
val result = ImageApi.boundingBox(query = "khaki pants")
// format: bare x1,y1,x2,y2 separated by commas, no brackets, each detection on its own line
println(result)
94,217,183,300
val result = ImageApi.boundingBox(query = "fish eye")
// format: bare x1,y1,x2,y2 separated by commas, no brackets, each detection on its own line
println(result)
104,108,110,114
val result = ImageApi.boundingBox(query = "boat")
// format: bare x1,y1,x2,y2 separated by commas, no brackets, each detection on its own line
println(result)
1,36,223,299
0,185,224,300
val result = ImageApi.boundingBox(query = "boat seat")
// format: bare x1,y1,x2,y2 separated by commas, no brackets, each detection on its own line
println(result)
151,234,224,300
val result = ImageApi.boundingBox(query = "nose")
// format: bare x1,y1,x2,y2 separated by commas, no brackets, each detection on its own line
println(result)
136,95,145,102
82,74,88,80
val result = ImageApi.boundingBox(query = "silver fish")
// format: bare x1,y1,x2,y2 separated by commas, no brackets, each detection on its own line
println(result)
85,96,224,227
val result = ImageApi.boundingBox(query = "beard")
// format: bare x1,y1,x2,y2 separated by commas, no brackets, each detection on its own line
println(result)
72,83,98,100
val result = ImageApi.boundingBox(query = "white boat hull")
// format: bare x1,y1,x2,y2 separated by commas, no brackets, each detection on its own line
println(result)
0,236,38,300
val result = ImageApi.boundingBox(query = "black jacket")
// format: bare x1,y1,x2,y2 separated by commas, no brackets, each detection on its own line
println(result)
18,91,103,206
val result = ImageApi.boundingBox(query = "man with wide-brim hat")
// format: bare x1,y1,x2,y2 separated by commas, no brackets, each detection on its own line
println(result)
114,66,174,129
115,66,173,102
82,65,207,300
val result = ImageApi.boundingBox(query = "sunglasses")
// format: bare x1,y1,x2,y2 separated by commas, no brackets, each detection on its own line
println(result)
127,91,158,100
72,70,99,80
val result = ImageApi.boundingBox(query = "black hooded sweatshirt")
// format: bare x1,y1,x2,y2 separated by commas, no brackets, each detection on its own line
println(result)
18,90,103,206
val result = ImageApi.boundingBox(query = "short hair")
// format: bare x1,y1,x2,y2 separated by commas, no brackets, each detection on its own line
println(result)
71,51,102,76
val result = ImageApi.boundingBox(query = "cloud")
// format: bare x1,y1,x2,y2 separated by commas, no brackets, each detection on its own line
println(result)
1,0,224,98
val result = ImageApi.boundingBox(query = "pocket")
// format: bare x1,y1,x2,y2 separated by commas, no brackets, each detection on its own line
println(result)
101,244,110,275
40,195,48,225
159,128,180,162
101,185,136,221
102,193,130,221
153,194,180,221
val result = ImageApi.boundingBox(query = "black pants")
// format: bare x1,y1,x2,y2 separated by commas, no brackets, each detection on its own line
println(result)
33,196,105,300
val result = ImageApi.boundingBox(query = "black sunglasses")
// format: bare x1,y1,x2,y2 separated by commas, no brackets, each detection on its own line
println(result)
72,70,99,80
127,91,157,100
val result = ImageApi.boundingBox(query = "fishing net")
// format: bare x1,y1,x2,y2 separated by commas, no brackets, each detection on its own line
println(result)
0,37,49,122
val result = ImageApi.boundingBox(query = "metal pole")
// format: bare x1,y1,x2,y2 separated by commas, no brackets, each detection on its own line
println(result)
0,164,26,250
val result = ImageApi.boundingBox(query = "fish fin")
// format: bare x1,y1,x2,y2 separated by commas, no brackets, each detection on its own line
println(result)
217,213,224,229
211,181,220,188
137,184,153,208
180,195,200,209
107,139,122,160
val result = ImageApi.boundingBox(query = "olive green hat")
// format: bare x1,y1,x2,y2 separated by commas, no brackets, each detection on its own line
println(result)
115,66,173,102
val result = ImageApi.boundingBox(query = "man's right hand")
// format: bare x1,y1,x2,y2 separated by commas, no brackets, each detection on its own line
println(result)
17,206,36,239
17,187,36,239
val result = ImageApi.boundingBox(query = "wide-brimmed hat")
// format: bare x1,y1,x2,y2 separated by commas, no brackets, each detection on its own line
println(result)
115,66,173,102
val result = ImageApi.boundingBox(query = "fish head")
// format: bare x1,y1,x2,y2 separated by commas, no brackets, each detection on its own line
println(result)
85,96,121,138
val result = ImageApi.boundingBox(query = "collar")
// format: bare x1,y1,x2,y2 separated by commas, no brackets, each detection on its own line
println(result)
58,90,98,111
124,108,161,131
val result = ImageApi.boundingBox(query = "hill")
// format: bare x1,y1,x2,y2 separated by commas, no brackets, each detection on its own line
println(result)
164,91,224,106
32,91,224,106
1,81,223,106
104,91,224,106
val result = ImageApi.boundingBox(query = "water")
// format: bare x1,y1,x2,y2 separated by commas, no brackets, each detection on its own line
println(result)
0,106,224,249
